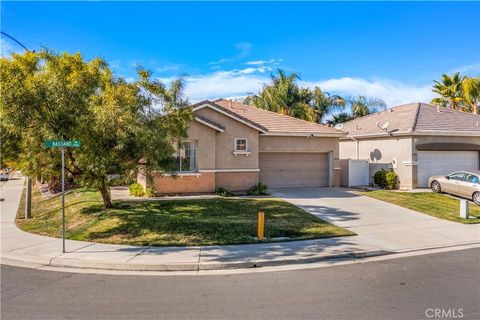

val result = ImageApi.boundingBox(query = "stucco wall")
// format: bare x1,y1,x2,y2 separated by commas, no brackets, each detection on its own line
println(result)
196,108,259,170
215,172,259,191
186,121,216,170
340,136,414,189
152,173,215,194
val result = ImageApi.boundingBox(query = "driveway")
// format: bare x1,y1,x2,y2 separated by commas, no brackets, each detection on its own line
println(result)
272,188,480,252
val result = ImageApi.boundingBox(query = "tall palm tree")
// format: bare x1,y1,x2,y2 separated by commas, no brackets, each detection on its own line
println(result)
349,96,386,117
431,72,464,110
311,87,345,123
461,76,480,114
244,69,344,123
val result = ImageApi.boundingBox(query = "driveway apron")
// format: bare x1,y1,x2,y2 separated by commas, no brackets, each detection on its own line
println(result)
271,188,480,252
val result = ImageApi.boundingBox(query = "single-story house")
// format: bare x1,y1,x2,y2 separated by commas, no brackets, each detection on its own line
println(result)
339,103,480,189
138,99,345,193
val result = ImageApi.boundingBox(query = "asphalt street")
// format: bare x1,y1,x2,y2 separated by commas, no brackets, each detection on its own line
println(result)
2,248,479,320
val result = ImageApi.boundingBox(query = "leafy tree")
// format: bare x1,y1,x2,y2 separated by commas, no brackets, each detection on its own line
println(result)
349,96,386,117
461,76,480,114
431,72,465,110
244,69,344,123
326,96,386,125
431,73,480,114
0,50,192,208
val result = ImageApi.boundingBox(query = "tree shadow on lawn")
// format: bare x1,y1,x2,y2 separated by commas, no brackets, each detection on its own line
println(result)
81,198,351,247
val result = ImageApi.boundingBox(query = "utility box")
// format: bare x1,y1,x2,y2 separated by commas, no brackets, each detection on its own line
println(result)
460,199,469,219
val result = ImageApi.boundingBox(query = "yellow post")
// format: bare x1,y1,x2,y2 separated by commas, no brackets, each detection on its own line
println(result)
258,210,265,240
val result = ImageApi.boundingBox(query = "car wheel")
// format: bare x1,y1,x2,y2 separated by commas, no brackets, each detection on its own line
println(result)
431,181,441,193
473,192,480,206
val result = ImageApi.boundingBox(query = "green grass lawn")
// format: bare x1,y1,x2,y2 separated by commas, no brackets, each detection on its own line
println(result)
358,190,480,224
16,186,353,246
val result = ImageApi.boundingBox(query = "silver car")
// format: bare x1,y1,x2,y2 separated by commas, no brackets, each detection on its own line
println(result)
428,171,480,205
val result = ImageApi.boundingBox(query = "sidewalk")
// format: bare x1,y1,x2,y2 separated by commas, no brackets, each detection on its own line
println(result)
1,177,381,271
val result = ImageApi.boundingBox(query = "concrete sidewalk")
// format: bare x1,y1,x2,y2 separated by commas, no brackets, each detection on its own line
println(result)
1,177,380,272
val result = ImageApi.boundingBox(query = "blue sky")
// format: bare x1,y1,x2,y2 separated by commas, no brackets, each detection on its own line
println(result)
1,1,479,106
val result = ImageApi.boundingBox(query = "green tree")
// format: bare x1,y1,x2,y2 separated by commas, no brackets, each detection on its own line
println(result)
431,72,464,110
0,50,192,208
461,76,480,114
349,96,386,117
325,96,386,125
244,69,344,123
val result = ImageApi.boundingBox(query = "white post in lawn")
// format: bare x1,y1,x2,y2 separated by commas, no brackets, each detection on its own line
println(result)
459,199,469,219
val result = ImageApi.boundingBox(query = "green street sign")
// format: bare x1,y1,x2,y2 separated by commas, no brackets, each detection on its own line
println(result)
44,140,81,148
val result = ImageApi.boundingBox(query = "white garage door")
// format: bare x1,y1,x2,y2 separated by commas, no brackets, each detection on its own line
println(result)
417,151,479,187
259,152,329,188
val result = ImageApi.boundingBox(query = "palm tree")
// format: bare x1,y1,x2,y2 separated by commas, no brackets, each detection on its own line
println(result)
431,72,464,110
461,76,480,114
244,69,344,123
311,87,345,123
349,96,386,117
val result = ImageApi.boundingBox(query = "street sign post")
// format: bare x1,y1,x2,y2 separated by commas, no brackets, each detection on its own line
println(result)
44,140,81,253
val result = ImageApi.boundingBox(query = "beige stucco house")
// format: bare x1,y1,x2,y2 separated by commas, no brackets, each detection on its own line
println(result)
340,103,480,189
139,99,345,194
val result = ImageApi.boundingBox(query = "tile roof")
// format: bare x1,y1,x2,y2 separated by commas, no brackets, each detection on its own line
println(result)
341,103,480,138
193,99,343,135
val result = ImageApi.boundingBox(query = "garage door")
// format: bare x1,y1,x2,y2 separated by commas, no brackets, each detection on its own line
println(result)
417,151,479,187
259,152,329,188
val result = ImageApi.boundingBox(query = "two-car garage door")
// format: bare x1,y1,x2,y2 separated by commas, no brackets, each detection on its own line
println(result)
259,152,329,188
417,151,479,187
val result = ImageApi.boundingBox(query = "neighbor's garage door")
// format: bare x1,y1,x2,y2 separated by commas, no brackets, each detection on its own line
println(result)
417,151,479,187
259,152,329,188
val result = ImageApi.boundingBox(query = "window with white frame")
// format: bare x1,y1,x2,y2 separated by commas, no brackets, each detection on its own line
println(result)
176,141,198,172
235,138,248,152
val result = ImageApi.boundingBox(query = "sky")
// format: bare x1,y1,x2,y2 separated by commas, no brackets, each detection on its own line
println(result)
1,1,479,107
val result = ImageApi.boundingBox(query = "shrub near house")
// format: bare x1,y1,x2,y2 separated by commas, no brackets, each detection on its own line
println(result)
374,169,398,190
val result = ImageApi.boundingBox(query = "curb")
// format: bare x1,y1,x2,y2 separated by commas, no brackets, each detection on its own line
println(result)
1,249,392,272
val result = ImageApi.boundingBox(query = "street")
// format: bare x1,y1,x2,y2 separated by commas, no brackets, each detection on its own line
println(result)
2,248,479,320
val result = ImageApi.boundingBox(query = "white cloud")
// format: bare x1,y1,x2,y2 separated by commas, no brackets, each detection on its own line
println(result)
246,58,282,67
448,62,480,76
300,77,435,107
157,71,267,102
157,68,436,107
209,42,252,65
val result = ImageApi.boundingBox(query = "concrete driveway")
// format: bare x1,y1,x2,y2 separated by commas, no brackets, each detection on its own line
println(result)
272,188,480,252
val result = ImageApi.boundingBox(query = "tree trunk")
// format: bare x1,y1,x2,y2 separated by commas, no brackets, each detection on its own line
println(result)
99,182,113,209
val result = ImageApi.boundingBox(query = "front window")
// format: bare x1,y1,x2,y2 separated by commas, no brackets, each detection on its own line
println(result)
176,141,197,172
235,138,248,152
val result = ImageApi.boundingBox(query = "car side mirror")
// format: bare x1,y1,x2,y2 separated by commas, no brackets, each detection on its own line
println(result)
445,176,450,180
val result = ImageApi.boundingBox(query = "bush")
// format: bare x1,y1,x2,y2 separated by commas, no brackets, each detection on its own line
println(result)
373,169,387,188
145,187,156,197
385,171,398,190
373,169,397,189
215,187,234,197
247,183,269,196
129,183,145,197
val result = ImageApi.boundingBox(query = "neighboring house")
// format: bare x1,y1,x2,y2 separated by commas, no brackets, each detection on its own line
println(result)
138,99,345,193
339,103,480,189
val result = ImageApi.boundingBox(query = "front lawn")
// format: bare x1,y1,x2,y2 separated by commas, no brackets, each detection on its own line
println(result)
358,190,480,224
17,186,353,246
